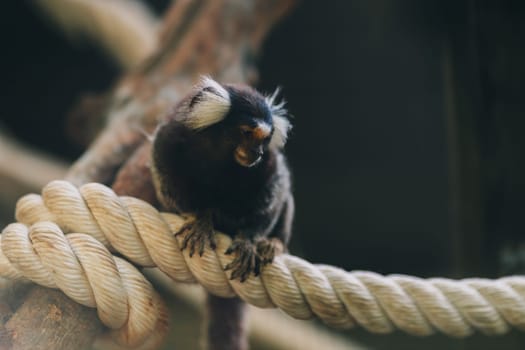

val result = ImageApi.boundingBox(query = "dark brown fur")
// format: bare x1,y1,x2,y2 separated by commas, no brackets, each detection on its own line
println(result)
151,81,294,350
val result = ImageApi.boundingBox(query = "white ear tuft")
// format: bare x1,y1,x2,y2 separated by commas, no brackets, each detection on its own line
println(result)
266,88,292,148
183,76,231,130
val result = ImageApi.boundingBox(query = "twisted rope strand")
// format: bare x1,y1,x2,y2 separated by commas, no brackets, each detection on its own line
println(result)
1,220,168,349
2,180,525,347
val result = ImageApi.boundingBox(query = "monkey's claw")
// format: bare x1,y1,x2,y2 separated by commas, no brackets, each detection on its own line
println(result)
224,237,284,282
175,215,217,257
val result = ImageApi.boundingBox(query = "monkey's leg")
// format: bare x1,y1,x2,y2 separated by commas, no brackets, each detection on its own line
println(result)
224,236,284,282
175,211,217,257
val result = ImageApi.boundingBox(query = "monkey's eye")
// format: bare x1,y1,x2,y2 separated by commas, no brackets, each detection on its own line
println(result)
240,127,253,137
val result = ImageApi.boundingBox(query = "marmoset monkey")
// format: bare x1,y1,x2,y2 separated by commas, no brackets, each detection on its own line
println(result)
150,77,294,349
151,77,294,279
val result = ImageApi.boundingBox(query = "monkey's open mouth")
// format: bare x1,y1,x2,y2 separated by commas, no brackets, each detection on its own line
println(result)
234,147,261,167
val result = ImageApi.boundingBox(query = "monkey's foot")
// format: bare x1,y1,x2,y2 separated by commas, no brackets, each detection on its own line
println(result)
255,237,284,264
175,214,217,257
224,237,284,282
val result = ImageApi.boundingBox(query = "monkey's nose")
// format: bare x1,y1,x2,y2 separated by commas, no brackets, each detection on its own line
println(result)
252,124,271,141
242,123,272,141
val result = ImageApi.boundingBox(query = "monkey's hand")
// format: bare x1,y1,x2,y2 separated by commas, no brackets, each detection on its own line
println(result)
224,236,284,282
175,212,217,257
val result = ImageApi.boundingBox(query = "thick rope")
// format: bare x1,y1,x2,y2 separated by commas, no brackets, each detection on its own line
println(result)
1,220,169,350
2,181,525,348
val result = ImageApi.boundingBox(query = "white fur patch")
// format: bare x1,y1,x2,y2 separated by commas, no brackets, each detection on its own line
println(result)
266,88,291,148
183,76,231,130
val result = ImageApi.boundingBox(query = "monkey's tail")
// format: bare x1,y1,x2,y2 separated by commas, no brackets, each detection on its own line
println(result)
205,294,248,350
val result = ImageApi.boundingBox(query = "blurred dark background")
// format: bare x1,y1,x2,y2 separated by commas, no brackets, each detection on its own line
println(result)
1,1,525,349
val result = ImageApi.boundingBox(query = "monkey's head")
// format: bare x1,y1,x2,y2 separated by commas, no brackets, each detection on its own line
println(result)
165,76,291,167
